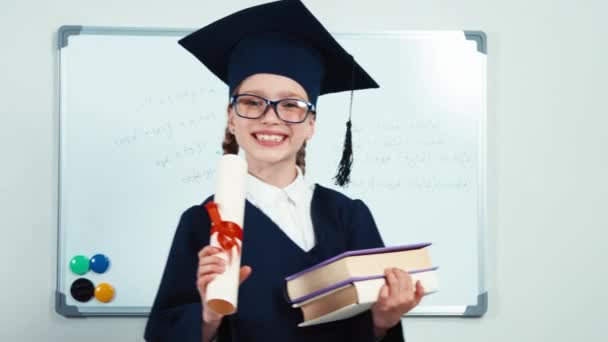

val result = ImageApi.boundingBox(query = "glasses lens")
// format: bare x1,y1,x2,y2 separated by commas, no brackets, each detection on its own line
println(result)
235,95,267,118
277,99,309,123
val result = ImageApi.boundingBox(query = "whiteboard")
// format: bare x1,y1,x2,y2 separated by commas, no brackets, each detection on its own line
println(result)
56,26,487,317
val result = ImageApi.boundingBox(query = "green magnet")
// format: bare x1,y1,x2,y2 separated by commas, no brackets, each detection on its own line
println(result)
70,255,89,275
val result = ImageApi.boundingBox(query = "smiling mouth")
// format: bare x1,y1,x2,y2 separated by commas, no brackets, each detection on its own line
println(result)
253,133,286,142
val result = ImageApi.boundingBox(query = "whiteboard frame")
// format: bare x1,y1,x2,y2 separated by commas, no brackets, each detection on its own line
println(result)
55,26,488,317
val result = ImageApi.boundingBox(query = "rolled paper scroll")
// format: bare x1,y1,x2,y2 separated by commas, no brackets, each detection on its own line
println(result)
204,154,247,315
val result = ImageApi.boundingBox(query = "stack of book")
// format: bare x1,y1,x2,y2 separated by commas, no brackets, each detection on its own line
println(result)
285,243,439,327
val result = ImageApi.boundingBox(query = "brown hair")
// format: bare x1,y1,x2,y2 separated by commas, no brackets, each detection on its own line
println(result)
221,126,307,174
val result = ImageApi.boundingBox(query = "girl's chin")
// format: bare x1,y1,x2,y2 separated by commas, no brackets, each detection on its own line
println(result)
245,148,294,166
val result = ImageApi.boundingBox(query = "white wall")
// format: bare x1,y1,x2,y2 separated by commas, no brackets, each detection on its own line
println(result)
1,0,607,341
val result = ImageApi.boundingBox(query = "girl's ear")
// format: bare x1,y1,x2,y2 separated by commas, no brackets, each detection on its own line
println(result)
227,105,236,133
307,114,316,140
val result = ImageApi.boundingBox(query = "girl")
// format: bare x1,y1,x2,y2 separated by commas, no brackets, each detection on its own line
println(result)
144,1,424,341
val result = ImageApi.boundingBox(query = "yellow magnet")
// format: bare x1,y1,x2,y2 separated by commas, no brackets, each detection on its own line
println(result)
94,282,115,303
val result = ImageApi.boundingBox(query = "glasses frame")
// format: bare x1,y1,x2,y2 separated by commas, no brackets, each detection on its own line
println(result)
229,93,316,124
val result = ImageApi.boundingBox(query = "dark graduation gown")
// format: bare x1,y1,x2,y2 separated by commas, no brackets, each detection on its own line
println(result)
144,184,405,342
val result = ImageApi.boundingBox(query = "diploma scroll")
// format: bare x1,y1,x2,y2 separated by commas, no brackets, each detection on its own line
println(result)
204,154,247,315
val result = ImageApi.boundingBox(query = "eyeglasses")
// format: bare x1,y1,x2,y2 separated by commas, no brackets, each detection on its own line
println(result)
229,94,315,124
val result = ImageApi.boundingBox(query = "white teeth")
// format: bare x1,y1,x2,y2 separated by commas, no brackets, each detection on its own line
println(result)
256,134,285,142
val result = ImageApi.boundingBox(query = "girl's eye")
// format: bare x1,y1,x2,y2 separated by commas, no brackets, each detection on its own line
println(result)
280,100,304,109
240,98,263,107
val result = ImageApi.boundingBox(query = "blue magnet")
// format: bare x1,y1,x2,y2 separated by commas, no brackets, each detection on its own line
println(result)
90,254,110,274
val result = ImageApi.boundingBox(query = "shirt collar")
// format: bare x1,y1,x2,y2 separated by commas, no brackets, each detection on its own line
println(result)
246,166,309,207
284,167,308,206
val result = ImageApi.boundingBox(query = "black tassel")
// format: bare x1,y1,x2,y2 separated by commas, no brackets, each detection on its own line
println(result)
334,119,353,187
334,56,356,187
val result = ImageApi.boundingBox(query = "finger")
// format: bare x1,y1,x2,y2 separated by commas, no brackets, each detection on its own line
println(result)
198,246,223,259
394,268,412,293
413,280,425,305
196,274,217,295
239,265,252,284
378,283,389,302
373,283,390,311
199,255,226,268
385,268,400,302
197,273,217,288
389,269,406,306
197,264,226,278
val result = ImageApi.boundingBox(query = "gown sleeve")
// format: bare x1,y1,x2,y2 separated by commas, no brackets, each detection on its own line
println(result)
144,205,212,342
345,199,406,342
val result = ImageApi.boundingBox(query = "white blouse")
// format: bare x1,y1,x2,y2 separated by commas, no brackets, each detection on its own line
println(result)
245,167,316,252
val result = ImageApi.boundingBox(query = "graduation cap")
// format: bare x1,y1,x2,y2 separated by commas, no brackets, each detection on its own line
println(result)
178,0,379,186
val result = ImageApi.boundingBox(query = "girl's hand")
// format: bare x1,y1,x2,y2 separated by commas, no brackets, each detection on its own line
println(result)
371,268,424,335
196,245,252,323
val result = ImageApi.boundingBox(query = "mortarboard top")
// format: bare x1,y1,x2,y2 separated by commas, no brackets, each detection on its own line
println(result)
178,0,378,105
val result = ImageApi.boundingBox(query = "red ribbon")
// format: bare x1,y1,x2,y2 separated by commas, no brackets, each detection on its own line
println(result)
205,201,243,262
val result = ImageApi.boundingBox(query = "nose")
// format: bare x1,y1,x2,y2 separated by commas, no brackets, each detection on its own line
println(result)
259,103,282,124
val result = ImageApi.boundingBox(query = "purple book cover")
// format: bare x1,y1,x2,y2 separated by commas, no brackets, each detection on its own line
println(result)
285,242,432,282
290,266,439,304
